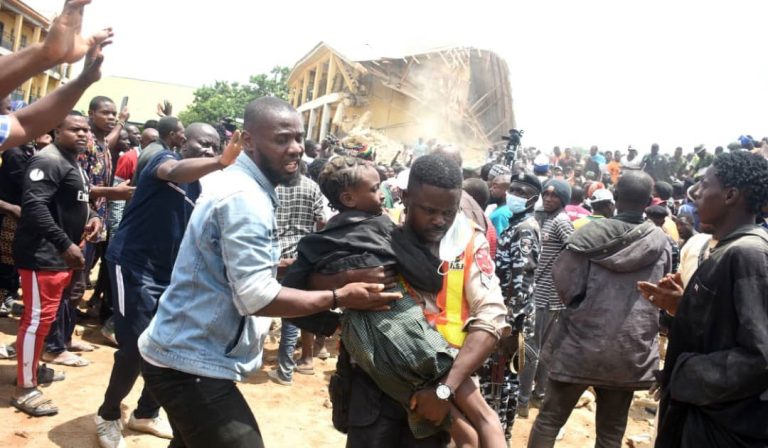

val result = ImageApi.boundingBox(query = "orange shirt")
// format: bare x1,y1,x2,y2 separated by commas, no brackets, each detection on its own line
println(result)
607,160,621,184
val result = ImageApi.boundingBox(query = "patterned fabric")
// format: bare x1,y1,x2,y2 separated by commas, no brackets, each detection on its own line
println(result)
0,114,10,147
78,136,112,242
275,175,325,258
534,211,573,310
478,212,540,438
0,215,17,265
478,353,519,440
342,288,454,439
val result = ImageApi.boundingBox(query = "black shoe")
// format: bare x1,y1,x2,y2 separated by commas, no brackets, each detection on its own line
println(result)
37,364,65,385
517,403,530,418
530,395,544,409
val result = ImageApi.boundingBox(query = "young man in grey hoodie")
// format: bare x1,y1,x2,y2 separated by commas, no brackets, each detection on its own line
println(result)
527,171,672,448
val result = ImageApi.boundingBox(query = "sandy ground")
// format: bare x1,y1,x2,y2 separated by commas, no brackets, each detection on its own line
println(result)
0,310,655,448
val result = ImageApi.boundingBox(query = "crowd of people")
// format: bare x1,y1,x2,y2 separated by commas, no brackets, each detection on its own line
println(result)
0,2,767,448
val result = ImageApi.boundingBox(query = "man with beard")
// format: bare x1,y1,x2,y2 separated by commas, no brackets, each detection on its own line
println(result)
11,112,102,416
138,97,400,447
640,151,768,447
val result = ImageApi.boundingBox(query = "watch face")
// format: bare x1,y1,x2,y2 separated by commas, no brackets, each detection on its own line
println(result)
436,384,451,400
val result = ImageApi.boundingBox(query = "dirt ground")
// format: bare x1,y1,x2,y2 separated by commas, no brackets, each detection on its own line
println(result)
0,308,655,448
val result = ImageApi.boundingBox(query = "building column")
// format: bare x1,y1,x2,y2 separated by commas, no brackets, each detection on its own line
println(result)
12,14,23,51
307,107,317,141
301,76,309,107
319,104,331,142
312,63,322,100
326,55,336,94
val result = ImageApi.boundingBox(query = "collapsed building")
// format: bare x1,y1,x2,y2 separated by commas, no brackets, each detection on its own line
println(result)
287,42,515,164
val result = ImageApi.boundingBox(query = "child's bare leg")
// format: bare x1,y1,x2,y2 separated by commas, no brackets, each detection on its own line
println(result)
454,377,506,448
449,403,479,448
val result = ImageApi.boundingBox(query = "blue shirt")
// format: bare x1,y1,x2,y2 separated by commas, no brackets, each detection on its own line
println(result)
0,115,11,147
106,150,200,282
490,205,513,236
138,153,280,381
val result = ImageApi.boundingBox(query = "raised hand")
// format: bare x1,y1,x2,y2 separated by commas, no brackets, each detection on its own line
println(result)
44,1,114,64
77,34,112,86
219,131,243,167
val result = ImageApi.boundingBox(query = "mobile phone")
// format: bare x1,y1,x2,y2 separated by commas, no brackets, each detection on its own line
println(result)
120,96,129,111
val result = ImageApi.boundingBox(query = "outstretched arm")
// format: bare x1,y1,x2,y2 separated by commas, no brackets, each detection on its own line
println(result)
1,36,112,152
0,0,111,99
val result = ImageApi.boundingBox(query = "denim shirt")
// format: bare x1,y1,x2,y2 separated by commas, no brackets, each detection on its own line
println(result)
138,153,280,381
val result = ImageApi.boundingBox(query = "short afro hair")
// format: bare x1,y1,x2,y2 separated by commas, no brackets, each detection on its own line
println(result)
654,181,673,201
307,157,328,182
88,95,113,112
712,151,768,214
318,156,371,211
408,153,463,192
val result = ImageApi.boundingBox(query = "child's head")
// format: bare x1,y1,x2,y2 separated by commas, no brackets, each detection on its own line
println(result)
319,156,383,214
403,154,463,244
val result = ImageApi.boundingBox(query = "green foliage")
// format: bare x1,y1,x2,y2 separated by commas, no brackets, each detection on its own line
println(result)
178,66,290,126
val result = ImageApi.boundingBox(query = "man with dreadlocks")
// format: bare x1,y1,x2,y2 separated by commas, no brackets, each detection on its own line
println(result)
639,151,768,447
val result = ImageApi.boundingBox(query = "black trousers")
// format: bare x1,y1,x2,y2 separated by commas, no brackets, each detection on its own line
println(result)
346,366,448,448
142,361,264,448
97,262,162,421
527,379,634,448
44,269,84,353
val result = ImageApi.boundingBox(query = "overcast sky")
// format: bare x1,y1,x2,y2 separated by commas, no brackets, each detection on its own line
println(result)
27,0,768,154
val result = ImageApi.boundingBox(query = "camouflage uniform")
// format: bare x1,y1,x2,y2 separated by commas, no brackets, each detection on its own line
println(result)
478,211,540,439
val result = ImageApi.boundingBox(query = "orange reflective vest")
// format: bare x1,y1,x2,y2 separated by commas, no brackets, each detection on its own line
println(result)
423,236,475,348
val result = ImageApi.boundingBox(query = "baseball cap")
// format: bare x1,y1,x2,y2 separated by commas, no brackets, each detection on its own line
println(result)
589,188,614,204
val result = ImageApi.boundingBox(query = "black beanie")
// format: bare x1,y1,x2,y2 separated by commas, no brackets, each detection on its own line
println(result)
543,179,572,208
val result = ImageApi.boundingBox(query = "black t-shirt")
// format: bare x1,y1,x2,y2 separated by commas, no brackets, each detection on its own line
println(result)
0,145,35,205
13,145,92,270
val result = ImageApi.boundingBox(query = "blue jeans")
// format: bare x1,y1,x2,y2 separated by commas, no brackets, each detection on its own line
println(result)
276,319,300,381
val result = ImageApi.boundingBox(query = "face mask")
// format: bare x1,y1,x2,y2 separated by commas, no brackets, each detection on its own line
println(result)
506,193,529,214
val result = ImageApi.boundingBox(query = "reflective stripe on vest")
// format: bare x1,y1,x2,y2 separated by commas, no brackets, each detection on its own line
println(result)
424,236,474,348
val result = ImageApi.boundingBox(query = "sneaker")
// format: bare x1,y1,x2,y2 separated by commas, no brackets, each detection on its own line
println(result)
0,302,9,317
100,318,117,346
530,394,544,409
0,343,15,359
126,412,173,439
267,369,293,386
94,415,126,448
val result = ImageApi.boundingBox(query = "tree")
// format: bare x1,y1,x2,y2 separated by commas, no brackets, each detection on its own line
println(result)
178,66,290,126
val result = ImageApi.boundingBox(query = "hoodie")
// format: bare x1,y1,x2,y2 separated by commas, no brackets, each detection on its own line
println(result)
543,216,672,388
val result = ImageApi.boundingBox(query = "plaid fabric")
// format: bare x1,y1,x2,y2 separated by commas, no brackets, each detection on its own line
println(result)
0,215,17,265
342,286,454,439
275,176,325,258
0,115,10,147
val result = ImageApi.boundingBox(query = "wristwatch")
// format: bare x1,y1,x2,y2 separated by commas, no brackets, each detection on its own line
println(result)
435,383,453,401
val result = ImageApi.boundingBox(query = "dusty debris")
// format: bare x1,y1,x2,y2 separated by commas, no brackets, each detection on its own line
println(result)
626,434,652,447
575,389,596,411
14,430,29,438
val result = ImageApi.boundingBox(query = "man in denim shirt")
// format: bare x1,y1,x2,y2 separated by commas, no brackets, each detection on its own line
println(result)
138,97,400,448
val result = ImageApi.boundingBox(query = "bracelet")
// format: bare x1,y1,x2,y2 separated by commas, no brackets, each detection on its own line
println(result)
331,289,339,309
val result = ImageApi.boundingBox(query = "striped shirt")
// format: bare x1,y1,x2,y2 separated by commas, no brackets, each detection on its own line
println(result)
533,210,574,310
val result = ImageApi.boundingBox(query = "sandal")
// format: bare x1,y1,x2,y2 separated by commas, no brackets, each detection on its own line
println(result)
11,390,59,417
41,351,90,367
67,340,95,352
